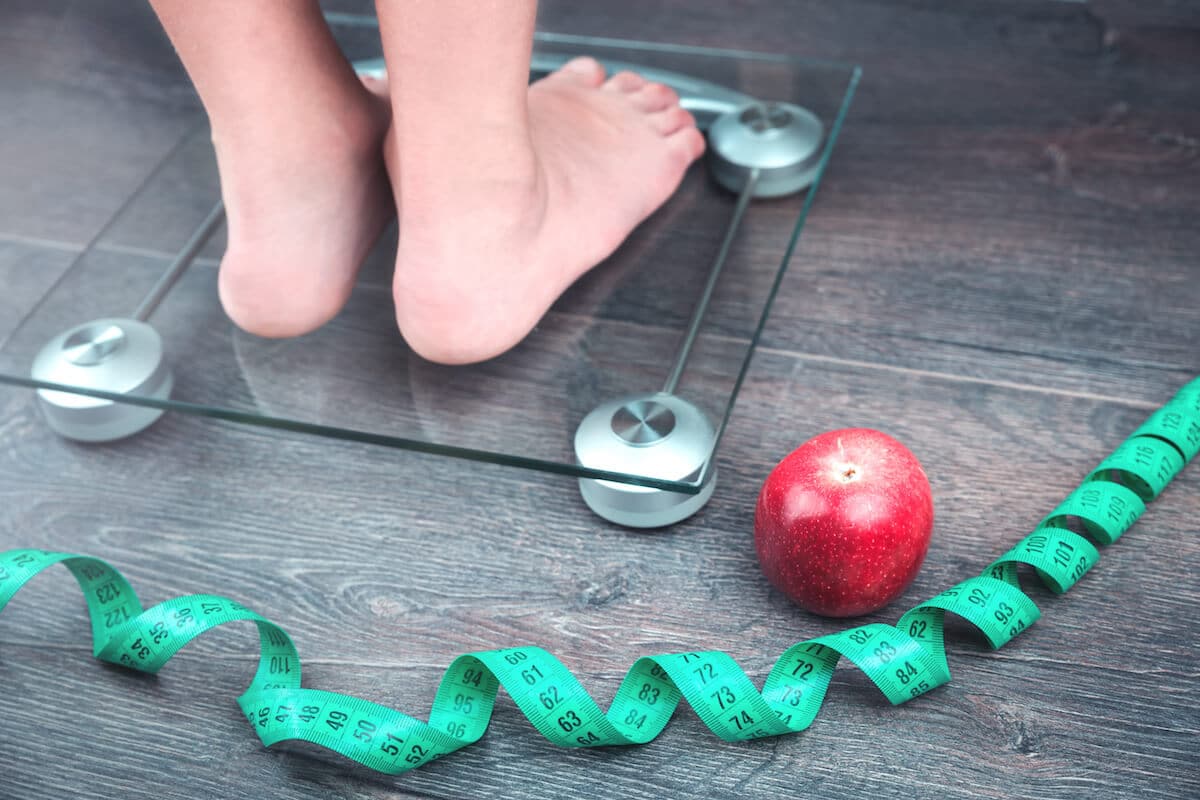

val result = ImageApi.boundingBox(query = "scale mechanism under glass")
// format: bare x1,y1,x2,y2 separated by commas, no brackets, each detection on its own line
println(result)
27,51,826,529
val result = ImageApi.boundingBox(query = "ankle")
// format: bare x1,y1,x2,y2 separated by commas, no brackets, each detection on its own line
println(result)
215,81,386,170
396,115,540,210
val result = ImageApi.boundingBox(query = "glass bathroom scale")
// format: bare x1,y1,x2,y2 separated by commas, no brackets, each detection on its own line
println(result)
0,27,860,527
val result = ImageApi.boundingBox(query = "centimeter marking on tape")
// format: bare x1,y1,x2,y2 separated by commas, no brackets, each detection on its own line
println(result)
2,378,1197,775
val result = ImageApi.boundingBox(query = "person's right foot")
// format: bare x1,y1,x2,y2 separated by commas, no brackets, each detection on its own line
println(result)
389,57,705,365
215,77,393,338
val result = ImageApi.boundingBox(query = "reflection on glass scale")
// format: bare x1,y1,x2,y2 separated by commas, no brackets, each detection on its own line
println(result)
27,50,825,529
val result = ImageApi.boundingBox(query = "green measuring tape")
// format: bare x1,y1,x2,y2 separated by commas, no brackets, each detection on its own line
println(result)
2,378,1197,775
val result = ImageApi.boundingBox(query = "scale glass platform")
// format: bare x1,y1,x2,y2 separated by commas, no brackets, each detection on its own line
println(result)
0,30,859,528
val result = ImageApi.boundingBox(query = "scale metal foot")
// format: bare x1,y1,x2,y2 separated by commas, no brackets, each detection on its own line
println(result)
708,101,824,198
572,95,821,528
30,318,173,442
27,202,220,443
574,393,717,528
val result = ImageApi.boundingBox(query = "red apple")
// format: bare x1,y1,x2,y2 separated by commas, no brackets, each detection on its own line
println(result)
754,428,934,617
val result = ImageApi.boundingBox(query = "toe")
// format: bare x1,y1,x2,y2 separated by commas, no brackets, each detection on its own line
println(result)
649,106,695,136
667,126,707,165
603,70,645,93
555,56,606,87
630,82,679,113
360,73,389,98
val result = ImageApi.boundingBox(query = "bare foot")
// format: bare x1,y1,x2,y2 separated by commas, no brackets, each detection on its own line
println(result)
389,57,705,364
215,77,393,338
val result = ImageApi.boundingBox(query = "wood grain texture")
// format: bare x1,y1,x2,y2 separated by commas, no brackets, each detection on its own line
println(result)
1,0,1198,798
2,353,1197,800
0,0,198,246
0,238,80,348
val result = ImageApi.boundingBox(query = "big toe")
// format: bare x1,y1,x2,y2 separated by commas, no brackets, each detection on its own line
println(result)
553,56,606,87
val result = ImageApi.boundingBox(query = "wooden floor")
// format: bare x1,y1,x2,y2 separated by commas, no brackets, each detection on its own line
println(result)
1,1,1198,798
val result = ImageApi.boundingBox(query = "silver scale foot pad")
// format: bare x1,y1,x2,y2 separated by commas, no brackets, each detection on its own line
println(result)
29,57,825,528
575,393,717,529
31,319,172,442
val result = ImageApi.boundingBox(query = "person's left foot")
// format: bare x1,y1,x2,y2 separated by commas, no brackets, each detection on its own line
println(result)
387,57,705,364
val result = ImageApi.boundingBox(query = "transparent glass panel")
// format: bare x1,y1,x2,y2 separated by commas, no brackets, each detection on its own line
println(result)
0,29,860,493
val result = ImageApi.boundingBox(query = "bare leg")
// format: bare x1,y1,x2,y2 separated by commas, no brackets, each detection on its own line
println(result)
378,0,705,364
149,0,392,337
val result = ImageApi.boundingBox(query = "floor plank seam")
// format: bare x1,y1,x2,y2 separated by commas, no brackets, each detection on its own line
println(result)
757,347,1166,409
94,241,221,269
0,232,87,254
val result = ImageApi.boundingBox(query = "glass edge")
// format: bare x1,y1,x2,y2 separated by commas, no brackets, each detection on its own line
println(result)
0,126,205,355
323,11,860,72
0,374,704,494
701,64,863,485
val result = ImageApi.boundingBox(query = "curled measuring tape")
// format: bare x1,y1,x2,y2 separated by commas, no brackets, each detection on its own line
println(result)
2,378,1197,775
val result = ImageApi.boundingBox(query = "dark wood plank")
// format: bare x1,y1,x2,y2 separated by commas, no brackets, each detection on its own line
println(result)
548,0,1200,403
0,238,80,348
752,26,1200,401
0,1,200,246
1092,1,1200,28
2,355,1197,799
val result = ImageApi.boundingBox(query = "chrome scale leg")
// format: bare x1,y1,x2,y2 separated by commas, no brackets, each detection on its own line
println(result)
573,79,827,528
30,203,225,442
